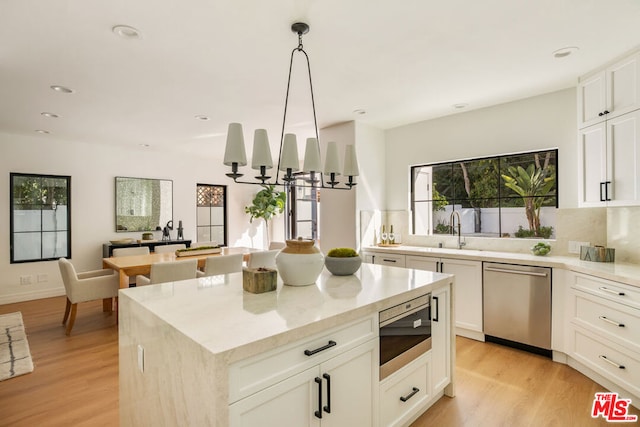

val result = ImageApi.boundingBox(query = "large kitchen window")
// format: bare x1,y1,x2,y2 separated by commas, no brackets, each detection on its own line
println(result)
196,184,227,246
411,149,558,239
10,173,71,263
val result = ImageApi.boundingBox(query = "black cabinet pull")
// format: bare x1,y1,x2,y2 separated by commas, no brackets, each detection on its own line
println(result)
604,110,610,115
400,387,420,402
605,181,612,201
600,182,606,202
382,258,397,263
314,377,323,419
323,373,331,414
433,296,439,322
304,340,337,356
599,112,604,116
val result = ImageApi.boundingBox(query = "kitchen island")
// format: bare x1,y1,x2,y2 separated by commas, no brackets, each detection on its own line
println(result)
119,263,455,426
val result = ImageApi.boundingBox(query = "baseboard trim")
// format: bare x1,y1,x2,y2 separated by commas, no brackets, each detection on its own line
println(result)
0,287,66,305
456,328,485,342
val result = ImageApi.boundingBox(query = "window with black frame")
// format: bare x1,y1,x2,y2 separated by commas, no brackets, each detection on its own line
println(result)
411,149,558,239
10,173,71,263
196,184,227,246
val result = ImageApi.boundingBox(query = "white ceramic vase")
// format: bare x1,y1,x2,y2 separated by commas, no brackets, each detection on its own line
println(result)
275,239,324,286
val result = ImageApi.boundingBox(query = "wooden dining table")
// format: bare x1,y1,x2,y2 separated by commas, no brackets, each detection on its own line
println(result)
103,247,254,288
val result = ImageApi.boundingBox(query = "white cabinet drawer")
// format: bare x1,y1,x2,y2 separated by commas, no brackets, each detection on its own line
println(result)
572,272,640,310
380,352,431,427
229,314,377,403
374,253,406,267
572,291,640,353
571,327,640,398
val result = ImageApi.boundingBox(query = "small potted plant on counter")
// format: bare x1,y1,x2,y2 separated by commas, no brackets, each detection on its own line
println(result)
324,247,362,276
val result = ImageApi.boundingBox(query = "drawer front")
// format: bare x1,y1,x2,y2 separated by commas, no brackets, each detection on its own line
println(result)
571,327,640,397
572,291,640,353
229,314,377,403
374,253,406,267
380,352,430,427
572,272,640,310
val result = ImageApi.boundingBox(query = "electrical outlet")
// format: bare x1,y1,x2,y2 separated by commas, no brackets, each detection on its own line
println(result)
568,241,590,254
20,275,33,285
37,274,48,283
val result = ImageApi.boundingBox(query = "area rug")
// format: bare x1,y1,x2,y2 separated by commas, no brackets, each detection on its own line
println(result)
0,312,34,381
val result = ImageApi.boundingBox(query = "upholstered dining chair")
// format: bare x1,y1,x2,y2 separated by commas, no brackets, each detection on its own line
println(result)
196,254,243,277
247,250,279,269
268,241,286,250
112,246,150,257
154,244,187,254
136,259,198,286
58,258,120,336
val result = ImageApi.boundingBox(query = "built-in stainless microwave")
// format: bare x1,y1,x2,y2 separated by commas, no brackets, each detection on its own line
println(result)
379,293,432,380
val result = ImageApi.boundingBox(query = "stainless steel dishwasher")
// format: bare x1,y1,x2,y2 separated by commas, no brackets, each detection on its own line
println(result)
483,262,551,357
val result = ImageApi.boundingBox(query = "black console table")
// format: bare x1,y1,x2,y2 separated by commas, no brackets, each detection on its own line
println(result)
102,240,192,257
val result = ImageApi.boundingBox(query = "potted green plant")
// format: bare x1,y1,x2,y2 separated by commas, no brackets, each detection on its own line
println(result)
324,247,362,276
245,185,286,247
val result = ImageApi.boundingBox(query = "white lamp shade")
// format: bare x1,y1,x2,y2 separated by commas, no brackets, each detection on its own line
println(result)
302,138,322,173
251,129,273,170
324,141,341,175
343,144,360,176
223,123,247,166
279,133,300,172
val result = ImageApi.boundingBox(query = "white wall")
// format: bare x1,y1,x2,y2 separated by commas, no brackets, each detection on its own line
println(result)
384,88,577,214
0,131,257,303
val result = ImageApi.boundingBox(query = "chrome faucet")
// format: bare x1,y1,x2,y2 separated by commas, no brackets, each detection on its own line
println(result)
449,211,466,249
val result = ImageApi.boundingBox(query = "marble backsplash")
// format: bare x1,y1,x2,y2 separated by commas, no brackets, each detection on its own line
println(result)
360,206,640,264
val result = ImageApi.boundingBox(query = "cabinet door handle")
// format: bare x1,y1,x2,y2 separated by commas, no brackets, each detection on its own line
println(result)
400,387,420,402
599,316,625,327
382,258,397,263
433,296,440,322
605,181,612,201
599,112,604,117
322,373,331,414
604,110,610,115
599,287,625,296
304,340,337,356
314,377,323,419
600,182,606,202
599,355,625,370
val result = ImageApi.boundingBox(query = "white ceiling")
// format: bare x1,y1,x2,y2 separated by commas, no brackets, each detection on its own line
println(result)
2,0,640,157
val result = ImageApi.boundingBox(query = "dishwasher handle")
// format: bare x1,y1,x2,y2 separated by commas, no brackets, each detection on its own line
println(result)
484,266,548,278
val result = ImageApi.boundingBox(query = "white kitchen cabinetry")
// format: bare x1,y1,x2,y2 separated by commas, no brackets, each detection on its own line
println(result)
578,109,640,207
566,272,640,404
228,315,378,427
578,51,640,129
406,255,483,341
364,251,406,267
379,282,453,427
431,283,451,394
380,352,431,427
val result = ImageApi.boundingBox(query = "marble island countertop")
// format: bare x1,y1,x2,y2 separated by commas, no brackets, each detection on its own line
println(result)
119,264,451,363
363,245,640,288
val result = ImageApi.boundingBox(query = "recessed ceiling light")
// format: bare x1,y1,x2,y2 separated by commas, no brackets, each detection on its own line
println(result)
453,103,468,109
195,115,211,121
112,25,142,39
353,109,366,115
35,129,50,134
553,46,579,58
41,112,59,118
50,85,74,94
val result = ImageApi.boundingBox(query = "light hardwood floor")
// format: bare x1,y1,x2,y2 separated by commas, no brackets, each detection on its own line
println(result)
1,296,638,426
